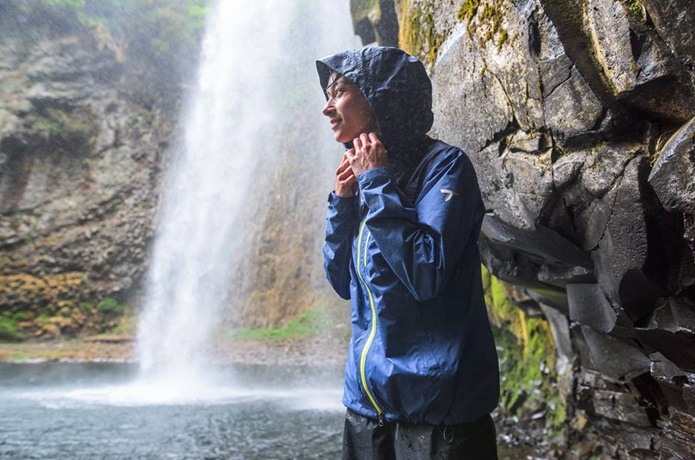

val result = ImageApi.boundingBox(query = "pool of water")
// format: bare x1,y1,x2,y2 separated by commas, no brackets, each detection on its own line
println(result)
0,363,538,460
0,363,345,460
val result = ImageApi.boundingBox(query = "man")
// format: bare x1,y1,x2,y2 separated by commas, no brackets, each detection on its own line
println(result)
318,46,499,459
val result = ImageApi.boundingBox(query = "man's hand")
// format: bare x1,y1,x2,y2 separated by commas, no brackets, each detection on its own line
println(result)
335,150,358,197
346,133,387,176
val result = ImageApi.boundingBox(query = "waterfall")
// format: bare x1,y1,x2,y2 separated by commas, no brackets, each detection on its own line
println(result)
135,0,358,383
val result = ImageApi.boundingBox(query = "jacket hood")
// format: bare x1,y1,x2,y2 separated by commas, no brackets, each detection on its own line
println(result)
316,46,434,156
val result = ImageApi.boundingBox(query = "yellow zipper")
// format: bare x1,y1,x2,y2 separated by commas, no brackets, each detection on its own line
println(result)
356,219,384,424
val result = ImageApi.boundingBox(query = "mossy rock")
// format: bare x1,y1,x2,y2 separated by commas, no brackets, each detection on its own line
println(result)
482,265,567,433
398,0,444,65
0,312,26,341
31,106,100,155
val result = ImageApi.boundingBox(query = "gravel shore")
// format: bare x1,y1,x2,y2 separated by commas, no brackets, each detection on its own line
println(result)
0,333,349,367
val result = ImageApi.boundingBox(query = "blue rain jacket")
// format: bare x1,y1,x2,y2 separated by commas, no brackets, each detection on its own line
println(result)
317,47,499,425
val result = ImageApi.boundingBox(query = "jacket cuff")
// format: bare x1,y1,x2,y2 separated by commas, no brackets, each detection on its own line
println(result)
328,191,357,207
356,166,391,186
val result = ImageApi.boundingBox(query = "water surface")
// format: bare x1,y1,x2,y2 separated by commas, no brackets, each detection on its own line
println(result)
0,363,344,460
0,363,538,459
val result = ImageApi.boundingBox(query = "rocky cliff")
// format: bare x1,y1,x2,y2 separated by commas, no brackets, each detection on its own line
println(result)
0,4,189,339
356,0,693,458
0,1,342,342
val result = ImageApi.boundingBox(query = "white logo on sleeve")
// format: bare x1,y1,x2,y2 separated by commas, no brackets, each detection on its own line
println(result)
440,189,459,201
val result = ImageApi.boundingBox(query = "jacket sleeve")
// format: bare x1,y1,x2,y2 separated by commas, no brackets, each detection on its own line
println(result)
357,148,483,302
322,192,357,300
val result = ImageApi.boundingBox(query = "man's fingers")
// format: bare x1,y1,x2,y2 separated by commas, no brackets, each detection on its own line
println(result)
368,132,380,144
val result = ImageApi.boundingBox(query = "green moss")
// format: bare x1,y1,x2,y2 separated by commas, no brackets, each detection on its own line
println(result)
109,313,137,335
618,0,645,22
458,0,511,49
496,28,509,50
227,307,330,341
482,266,566,434
456,0,480,24
398,0,447,65
33,107,99,151
8,353,29,362
95,297,125,315
35,314,51,328
0,312,26,342
36,116,63,136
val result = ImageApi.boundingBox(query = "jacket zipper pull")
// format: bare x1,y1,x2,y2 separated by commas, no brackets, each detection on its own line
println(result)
378,412,384,427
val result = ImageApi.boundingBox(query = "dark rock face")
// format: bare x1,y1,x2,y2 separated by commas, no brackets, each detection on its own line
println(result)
350,0,399,46
0,9,177,337
384,0,695,457
648,118,695,215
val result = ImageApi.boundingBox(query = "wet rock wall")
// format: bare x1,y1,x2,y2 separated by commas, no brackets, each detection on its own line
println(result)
356,0,694,458
0,6,181,339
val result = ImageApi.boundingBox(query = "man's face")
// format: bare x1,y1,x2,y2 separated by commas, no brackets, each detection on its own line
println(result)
322,75,378,144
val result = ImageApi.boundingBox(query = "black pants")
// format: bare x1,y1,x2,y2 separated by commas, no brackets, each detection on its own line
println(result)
342,409,498,460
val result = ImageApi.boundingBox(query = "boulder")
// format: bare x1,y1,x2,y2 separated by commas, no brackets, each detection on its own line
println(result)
648,117,695,215
642,0,695,82
580,325,651,379
432,23,514,155
591,156,666,321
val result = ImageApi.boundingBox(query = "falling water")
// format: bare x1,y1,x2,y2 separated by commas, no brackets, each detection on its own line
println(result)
135,0,358,383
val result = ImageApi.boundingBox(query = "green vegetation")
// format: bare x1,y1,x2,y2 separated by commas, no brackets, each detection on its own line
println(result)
496,28,509,50
108,312,137,335
398,0,447,65
34,107,99,152
457,0,480,24
618,0,646,22
456,0,511,50
478,0,508,47
89,296,133,334
8,353,29,362
482,266,566,435
36,114,63,136
227,307,330,341
6,0,207,74
0,311,27,341
95,297,125,315
401,0,513,60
